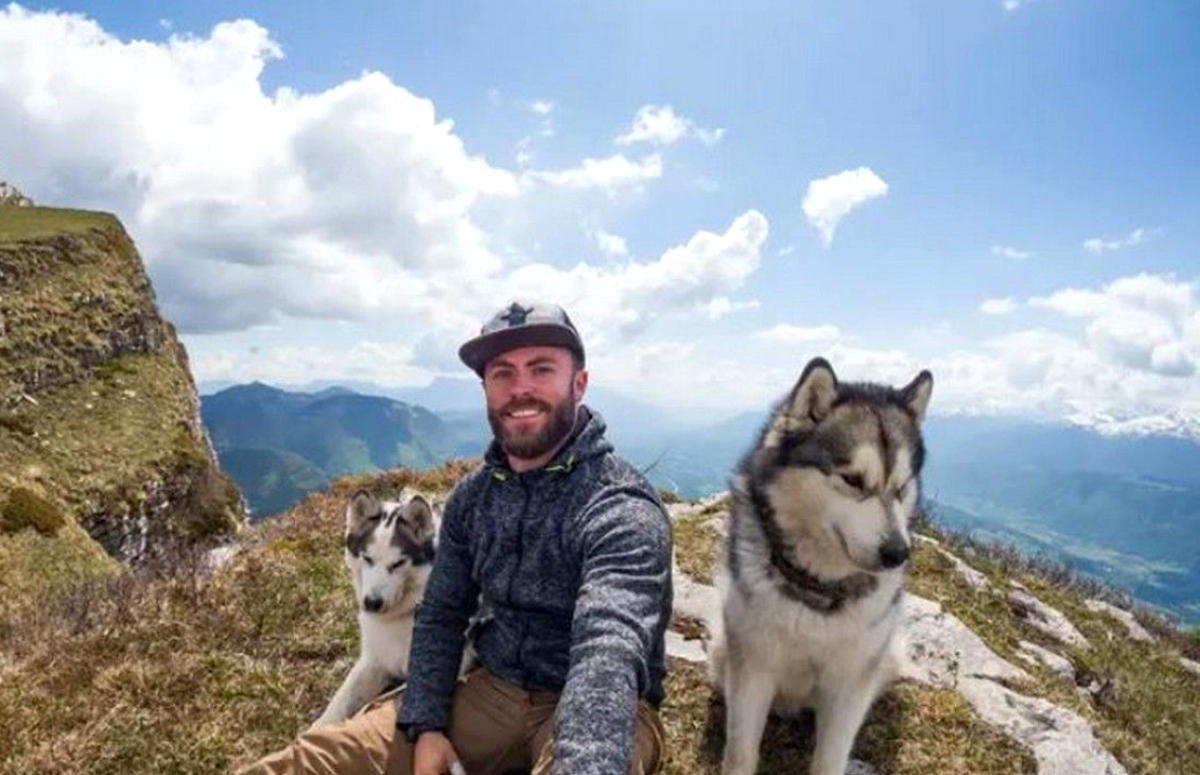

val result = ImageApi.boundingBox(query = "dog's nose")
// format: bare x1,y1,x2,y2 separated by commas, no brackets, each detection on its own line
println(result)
362,596,384,613
878,538,910,569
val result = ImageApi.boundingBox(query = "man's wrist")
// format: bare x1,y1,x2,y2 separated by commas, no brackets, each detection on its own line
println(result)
398,722,446,743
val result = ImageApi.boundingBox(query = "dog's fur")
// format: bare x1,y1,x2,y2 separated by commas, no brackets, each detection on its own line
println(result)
710,357,933,775
311,489,439,729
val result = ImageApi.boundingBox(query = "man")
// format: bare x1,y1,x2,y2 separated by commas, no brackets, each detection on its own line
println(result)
243,301,673,775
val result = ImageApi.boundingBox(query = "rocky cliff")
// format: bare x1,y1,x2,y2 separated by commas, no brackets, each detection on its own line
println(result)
0,206,244,572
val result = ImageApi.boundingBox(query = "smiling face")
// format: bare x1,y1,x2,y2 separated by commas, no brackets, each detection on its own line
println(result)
483,345,588,471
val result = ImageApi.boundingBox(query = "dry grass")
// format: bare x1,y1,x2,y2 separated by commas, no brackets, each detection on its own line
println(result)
661,660,1035,775
673,505,724,585
3,474,1198,775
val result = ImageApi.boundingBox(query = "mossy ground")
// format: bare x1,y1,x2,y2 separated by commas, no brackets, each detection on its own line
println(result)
0,206,118,243
0,352,240,548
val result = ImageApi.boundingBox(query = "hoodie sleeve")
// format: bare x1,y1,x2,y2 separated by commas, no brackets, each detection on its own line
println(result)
550,486,672,775
396,483,480,734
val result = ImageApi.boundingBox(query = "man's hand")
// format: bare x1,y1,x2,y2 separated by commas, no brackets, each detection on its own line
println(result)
413,731,466,775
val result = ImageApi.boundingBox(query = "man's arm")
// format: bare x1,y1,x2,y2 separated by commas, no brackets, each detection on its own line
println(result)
396,484,481,736
551,486,672,775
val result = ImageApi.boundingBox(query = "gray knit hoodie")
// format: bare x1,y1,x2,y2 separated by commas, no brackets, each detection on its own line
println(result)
396,406,673,775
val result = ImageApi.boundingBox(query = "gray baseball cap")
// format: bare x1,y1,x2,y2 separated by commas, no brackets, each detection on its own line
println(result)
458,301,586,377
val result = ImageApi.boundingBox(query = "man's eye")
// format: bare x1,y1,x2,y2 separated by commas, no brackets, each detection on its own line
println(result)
840,473,865,491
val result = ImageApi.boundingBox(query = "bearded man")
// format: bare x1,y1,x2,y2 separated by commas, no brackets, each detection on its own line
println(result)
243,301,673,775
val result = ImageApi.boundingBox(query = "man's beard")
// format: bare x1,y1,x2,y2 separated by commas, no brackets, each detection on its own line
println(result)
487,389,578,461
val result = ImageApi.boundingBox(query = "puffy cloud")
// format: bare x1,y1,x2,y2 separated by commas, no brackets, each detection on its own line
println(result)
522,153,662,190
615,104,724,147
0,6,516,336
991,244,1034,260
980,297,1017,315
698,297,760,320
802,167,888,246
1082,226,1152,254
593,229,629,257
1031,274,1197,378
754,324,842,345
502,210,769,341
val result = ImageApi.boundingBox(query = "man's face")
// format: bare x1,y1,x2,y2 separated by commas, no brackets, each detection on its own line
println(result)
483,345,587,462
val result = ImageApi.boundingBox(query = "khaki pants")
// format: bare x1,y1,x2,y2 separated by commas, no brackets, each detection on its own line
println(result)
240,668,664,775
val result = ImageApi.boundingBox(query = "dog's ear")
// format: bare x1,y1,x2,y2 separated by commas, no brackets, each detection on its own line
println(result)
900,369,933,423
765,358,839,447
346,489,382,531
401,493,435,536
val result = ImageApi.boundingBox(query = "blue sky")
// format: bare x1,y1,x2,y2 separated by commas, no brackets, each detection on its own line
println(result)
3,1,1199,431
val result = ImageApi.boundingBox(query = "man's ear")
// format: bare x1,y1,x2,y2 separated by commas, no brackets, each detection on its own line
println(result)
573,367,589,403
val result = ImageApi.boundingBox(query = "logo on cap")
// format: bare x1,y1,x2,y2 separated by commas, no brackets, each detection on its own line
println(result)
499,302,533,327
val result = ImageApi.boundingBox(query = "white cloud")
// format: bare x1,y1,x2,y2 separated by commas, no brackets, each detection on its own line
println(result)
694,176,720,193
502,210,769,340
593,229,628,257
699,297,760,320
802,167,888,246
523,153,662,190
777,244,796,257
980,297,1017,315
754,324,842,345
189,340,434,387
1031,273,1198,377
615,104,724,147
527,99,554,116
1083,226,1153,254
991,244,1034,260
0,6,517,337
1002,0,1041,12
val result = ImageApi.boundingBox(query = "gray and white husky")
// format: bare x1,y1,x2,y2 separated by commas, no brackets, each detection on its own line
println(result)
710,357,933,775
312,489,438,729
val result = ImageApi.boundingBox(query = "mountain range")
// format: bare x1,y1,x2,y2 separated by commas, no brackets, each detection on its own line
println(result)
199,381,1200,623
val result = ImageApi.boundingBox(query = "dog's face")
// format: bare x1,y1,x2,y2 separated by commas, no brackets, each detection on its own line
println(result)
760,358,933,574
343,489,438,617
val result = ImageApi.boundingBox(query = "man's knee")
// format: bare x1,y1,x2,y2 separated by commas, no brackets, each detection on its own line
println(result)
237,698,405,775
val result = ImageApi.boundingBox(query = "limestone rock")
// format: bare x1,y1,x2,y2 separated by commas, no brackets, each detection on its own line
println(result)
902,594,1030,686
1006,584,1090,649
1084,599,1153,642
904,594,1126,775
1017,640,1076,682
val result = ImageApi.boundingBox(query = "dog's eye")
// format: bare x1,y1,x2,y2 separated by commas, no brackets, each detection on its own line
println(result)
363,555,375,567
387,559,408,572
839,473,866,492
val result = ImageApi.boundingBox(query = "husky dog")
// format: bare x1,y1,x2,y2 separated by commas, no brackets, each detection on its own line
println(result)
312,489,439,729
710,357,933,775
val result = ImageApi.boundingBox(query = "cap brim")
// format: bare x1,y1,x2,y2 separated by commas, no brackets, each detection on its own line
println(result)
458,324,583,376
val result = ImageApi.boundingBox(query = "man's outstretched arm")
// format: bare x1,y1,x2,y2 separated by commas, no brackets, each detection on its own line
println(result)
551,487,672,775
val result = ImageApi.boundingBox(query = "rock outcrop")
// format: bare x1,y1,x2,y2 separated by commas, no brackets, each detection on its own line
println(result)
0,181,34,207
0,206,244,563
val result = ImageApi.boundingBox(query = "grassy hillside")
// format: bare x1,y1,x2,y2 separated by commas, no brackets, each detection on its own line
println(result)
3,462,1197,775
0,207,243,599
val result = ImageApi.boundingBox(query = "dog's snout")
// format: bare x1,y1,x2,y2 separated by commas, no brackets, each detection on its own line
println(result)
878,537,910,569
362,595,384,613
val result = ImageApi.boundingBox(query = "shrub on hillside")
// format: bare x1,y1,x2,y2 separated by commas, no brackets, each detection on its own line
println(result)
1,487,67,536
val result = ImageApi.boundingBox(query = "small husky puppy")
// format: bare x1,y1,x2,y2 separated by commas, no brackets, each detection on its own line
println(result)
711,357,933,775
312,489,438,729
